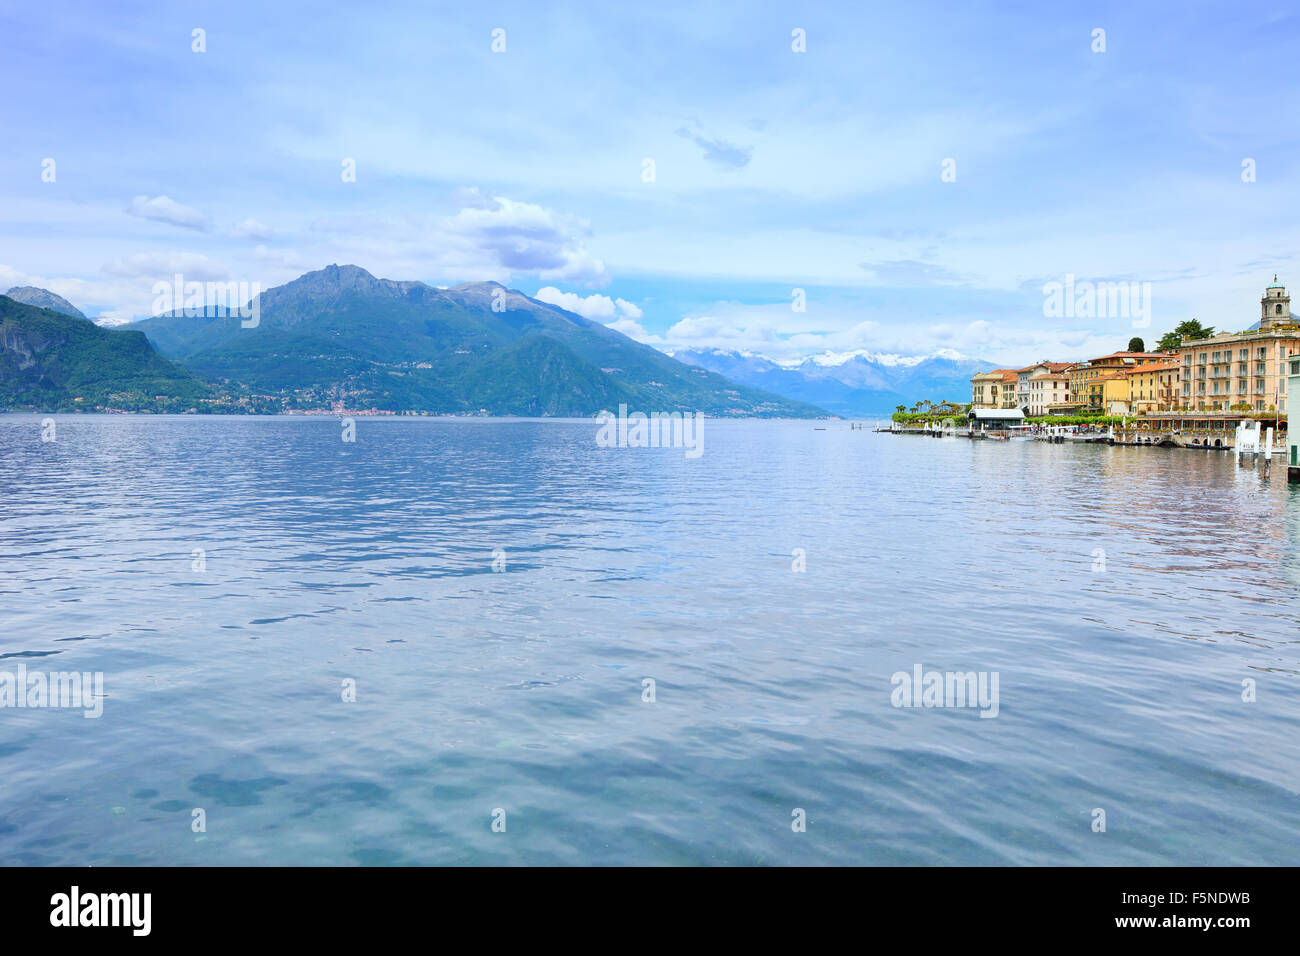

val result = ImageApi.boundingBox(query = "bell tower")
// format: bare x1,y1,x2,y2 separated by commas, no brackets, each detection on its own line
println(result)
1261,275,1290,329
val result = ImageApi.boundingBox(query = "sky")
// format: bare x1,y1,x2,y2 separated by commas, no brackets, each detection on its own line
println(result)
3,0,1300,365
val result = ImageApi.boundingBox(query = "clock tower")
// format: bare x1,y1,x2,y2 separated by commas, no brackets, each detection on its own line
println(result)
1261,275,1290,329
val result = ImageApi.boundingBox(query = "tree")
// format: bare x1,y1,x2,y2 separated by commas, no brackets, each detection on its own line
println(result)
895,404,906,414
1157,319,1216,351
1127,336,1145,352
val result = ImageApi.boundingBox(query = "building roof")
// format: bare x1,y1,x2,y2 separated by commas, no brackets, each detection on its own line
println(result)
1086,351,1171,365
969,408,1026,420
996,369,1019,382
1019,360,1075,373
1124,362,1178,375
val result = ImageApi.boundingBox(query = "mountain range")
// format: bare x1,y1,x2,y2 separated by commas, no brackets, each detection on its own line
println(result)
669,347,990,416
1,266,828,417
0,294,210,412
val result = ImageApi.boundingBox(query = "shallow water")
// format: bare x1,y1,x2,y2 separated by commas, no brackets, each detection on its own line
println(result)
0,415,1297,865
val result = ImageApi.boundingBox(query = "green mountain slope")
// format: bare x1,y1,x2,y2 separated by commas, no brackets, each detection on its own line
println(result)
0,295,210,412
125,264,829,417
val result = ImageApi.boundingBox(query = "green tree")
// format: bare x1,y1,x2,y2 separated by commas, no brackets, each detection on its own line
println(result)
1157,319,1215,351
1127,336,1145,352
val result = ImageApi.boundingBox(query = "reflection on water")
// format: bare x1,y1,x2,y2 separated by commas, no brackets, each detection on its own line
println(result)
0,415,1297,865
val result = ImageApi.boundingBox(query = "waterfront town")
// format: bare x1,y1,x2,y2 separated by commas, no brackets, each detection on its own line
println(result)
898,278,1300,481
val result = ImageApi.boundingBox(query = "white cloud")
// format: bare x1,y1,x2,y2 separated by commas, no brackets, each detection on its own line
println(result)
607,316,662,343
102,252,229,281
127,195,208,231
230,218,274,240
250,245,306,269
443,195,606,285
300,192,610,287
534,286,643,321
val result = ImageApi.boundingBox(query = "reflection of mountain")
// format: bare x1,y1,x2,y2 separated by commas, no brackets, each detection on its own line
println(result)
669,348,991,416
124,265,828,417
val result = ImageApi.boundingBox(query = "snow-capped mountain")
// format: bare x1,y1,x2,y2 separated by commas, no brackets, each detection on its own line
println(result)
668,347,990,416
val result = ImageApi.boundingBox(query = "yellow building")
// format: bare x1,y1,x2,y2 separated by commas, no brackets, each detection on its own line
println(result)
1069,351,1172,413
970,369,1020,409
1124,361,1180,414
1094,371,1131,414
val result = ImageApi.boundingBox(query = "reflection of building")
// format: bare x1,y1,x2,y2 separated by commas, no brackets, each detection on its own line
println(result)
1172,278,1300,413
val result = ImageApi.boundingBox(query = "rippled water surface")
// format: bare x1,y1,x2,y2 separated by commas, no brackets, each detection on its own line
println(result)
1,415,1298,865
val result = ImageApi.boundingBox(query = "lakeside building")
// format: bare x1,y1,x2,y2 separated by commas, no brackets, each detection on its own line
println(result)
1023,361,1075,416
1068,352,1173,414
970,369,1019,409
966,279,1300,421
1170,279,1300,414
1087,360,1182,415
1124,361,1181,414
968,407,1025,432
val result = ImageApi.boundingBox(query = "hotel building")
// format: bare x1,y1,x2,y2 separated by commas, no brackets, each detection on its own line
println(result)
1172,278,1300,413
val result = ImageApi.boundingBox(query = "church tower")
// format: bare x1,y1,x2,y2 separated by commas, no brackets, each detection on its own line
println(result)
1261,275,1290,329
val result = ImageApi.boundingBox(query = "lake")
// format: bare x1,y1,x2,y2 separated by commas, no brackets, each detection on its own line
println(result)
1,415,1297,865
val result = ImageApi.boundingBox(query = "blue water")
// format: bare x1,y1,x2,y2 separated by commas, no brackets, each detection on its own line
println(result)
0,415,1297,865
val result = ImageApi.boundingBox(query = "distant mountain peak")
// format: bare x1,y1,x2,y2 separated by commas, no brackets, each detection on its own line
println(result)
4,286,87,320
257,265,435,319
775,347,973,369
450,280,506,291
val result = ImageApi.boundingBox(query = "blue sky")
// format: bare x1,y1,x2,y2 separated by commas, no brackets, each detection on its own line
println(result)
3,0,1300,364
